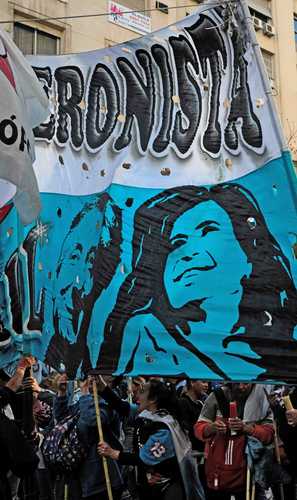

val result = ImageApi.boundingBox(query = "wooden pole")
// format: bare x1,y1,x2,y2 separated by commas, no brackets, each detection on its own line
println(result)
263,388,285,500
246,466,251,500
64,483,69,500
283,395,294,411
128,377,133,405
92,379,113,500
22,365,39,500
251,482,256,500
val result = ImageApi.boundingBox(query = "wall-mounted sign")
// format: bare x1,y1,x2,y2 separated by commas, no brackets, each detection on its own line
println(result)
108,0,151,34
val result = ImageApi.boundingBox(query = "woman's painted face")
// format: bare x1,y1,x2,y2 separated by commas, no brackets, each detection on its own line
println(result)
164,200,252,309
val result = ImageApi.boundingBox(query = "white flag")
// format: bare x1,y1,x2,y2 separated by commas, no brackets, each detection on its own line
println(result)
0,28,49,224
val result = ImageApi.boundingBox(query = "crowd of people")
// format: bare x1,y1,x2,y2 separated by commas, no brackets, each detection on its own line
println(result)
1,357,297,500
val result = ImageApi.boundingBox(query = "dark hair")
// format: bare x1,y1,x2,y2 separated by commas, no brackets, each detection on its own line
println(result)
98,184,297,380
186,378,192,391
148,379,184,428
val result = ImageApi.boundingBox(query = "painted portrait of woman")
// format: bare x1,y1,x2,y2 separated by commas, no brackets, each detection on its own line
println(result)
97,184,297,381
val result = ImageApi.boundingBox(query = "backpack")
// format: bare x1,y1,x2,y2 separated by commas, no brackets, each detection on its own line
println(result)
41,412,87,474
205,388,247,493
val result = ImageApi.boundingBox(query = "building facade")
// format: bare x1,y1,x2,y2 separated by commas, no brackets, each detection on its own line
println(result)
0,0,296,162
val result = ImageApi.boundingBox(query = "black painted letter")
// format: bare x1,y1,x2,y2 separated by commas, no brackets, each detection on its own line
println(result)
151,45,174,154
169,35,201,155
224,32,262,151
187,16,227,156
86,64,120,150
55,66,84,148
33,66,56,142
114,50,155,153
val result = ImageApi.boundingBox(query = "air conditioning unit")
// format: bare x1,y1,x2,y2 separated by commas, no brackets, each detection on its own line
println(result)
252,16,263,31
263,22,276,37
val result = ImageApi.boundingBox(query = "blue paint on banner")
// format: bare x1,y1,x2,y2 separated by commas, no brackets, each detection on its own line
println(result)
0,152,296,382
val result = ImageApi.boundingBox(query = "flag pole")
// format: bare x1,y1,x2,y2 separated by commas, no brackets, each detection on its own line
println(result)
22,364,39,500
64,483,69,500
263,388,285,500
92,379,113,500
246,465,251,500
128,377,133,404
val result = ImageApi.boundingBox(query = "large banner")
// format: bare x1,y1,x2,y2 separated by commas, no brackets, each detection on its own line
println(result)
1,1,297,381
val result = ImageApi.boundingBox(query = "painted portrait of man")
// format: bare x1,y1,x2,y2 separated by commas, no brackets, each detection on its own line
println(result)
45,193,122,377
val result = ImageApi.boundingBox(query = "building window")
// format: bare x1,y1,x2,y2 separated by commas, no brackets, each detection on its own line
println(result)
261,49,274,80
248,0,271,19
14,23,60,55
249,8,269,23
294,16,297,46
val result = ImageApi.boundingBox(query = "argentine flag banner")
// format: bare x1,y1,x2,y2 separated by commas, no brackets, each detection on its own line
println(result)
1,0,296,382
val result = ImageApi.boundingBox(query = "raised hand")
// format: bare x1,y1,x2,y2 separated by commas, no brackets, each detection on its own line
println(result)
23,376,41,399
286,409,297,427
6,356,35,392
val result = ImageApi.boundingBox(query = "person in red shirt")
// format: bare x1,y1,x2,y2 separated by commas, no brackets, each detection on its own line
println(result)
194,383,274,500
